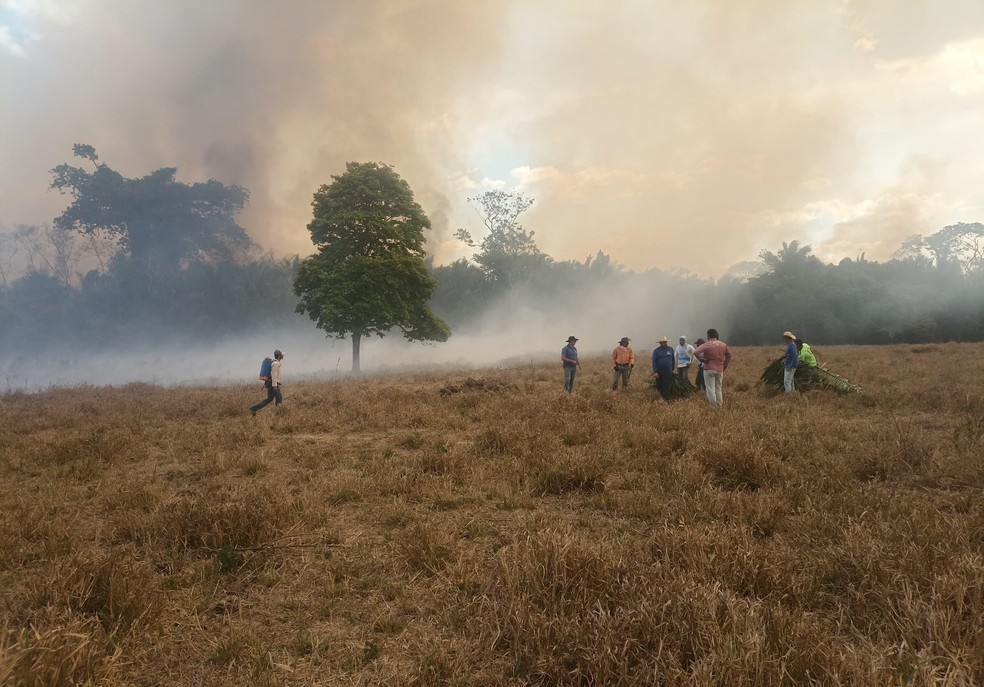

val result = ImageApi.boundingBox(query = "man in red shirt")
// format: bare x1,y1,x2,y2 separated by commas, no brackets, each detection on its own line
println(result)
694,329,732,407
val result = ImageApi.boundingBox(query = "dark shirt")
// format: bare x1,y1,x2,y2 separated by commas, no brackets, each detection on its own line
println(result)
652,345,675,374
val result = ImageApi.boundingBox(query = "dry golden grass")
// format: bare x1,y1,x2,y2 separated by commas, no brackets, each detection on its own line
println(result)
1,343,983,685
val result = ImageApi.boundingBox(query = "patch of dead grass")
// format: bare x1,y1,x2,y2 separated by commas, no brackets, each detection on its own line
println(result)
2,344,984,684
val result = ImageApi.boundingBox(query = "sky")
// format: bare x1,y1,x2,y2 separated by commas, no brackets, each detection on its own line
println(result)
2,0,984,277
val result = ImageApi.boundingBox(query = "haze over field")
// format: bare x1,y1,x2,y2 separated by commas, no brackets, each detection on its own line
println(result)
2,1,984,390
3,0,984,275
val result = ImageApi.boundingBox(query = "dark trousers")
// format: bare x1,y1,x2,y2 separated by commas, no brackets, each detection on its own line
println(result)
251,384,282,412
695,366,705,390
656,370,673,401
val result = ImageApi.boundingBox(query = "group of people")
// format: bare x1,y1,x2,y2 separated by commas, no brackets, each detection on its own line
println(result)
562,329,734,407
781,331,817,393
252,327,809,417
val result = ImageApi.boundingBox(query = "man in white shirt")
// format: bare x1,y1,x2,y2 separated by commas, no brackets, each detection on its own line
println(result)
251,349,284,415
675,336,696,382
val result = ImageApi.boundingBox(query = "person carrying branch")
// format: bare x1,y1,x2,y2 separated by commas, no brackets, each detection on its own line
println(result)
611,337,635,390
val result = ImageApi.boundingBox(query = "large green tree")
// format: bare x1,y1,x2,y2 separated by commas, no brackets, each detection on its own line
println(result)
293,162,450,372
50,144,252,270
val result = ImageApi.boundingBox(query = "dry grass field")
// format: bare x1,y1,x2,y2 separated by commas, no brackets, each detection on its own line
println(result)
1,343,983,686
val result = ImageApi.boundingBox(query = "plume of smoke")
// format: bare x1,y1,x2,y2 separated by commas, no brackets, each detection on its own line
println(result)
4,1,984,277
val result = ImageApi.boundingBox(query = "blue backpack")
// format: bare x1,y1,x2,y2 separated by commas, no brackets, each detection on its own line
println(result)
259,357,274,381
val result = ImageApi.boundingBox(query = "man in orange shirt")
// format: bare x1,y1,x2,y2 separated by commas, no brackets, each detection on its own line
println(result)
611,336,635,390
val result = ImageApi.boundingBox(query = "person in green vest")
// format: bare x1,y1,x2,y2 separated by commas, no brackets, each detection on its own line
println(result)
796,339,817,367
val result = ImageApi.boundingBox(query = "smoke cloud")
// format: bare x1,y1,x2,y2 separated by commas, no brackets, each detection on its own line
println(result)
2,0,984,276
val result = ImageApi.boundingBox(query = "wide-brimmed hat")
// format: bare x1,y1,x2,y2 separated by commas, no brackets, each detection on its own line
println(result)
618,337,630,345
658,336,668,343
566,336,579,342
782,331,796,340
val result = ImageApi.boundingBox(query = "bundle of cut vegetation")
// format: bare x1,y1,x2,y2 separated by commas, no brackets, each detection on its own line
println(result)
648,373,699,399
760,356,863,394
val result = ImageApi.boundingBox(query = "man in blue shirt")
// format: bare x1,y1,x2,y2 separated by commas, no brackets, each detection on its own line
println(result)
561,336,581,393
783,331,799,393
651,336,676,401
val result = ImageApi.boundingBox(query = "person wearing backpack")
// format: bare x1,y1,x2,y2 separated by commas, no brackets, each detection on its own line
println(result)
251,349,284,415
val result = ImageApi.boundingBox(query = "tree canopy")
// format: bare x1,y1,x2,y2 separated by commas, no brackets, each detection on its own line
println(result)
455,190,548,290
293,162,450,372
50,144,252,270
898,223,984,275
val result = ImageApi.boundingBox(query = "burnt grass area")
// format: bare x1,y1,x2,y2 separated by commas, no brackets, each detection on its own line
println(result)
1,344,983,686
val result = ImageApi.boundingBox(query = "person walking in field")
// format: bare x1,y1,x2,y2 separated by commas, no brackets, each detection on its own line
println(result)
251,349,284,415
675,335,695,382
651,336,676,401
694,329,731,407
693,337,706,390
611,337,635,390
561,336,581,393
782,331,799,393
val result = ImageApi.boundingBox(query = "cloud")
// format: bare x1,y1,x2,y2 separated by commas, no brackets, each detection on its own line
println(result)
1,1,983,279
853,35,878,54
801,177,833,191
743,189,965,265
939,38,984,96
0,24,27,57
510,165,648,198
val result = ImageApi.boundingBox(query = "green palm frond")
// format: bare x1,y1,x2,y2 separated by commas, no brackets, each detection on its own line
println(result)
812,365,863,394
648,373,699,399
760,356,862,394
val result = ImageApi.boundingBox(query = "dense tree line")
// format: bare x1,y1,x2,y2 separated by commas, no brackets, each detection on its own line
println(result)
431,202,984,346
730,239,984,344
1,148,982,356
0,251,301,350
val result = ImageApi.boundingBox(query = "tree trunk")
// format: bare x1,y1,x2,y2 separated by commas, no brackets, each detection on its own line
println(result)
352,332,361,373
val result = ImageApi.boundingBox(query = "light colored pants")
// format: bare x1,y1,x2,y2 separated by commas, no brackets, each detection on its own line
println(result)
704,370,724,407
676,365,690,382
784,367,796,393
